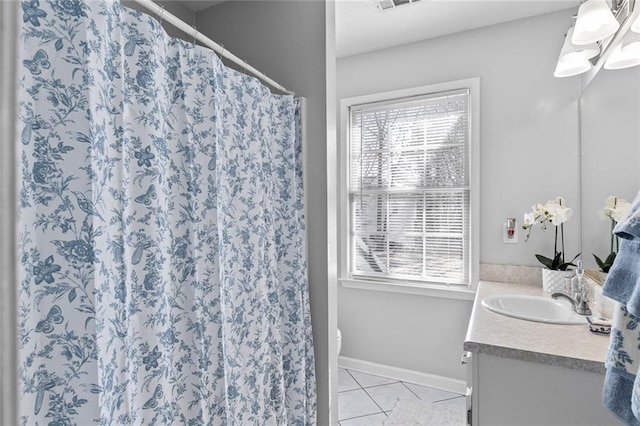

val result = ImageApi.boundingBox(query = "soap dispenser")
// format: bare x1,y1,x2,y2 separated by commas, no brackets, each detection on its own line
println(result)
571,260,590,305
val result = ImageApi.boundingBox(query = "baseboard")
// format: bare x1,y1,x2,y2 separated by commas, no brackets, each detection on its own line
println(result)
338,356,467,395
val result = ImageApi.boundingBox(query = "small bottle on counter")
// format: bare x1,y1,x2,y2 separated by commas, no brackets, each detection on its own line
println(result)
571,260,591,304
564,276,572,295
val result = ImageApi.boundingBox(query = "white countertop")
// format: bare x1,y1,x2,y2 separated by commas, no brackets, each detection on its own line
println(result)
464,281,610,374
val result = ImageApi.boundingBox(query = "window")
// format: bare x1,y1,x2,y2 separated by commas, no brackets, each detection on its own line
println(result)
343,81,478,289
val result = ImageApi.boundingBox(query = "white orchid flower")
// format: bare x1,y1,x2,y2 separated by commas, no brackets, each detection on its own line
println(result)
551,208,572,226
600,196,631,223
537,197,571,226
523,196,575,269
523,212,536,227
600,196,617,220
545,203,572,226
612,200,632,222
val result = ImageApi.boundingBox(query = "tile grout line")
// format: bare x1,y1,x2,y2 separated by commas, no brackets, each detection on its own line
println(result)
346,369,364,389
339,370,385,422
341,370,467,418
434,395,466,404
359,381,401,390
340,370,467,423
340,412,388,423
360,386,388,418
338,388,367,395
347,369,399,387
362,380,421,415
338,369,362,394
337,395,383,422
403,380,464,404
400,381,422,400
349,369,388,417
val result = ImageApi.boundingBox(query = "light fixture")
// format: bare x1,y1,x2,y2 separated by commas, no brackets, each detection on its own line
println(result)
553,0,640,77
376,0,422,11
553,27,597,78
559,27,600,61
572,0,620,45
632,11,640,32
604,41,640,69
554,56,593,77
622,26,640,52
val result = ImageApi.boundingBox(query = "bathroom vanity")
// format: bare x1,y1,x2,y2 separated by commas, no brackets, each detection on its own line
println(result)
464,281,620,426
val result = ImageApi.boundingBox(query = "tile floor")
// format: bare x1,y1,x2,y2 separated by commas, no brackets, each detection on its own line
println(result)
338,369,466,425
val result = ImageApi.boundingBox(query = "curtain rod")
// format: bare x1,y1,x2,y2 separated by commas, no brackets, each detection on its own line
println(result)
130,0,294,96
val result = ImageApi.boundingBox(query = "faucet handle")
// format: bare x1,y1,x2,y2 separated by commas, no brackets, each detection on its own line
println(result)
575,298,592,316
551,291,591,316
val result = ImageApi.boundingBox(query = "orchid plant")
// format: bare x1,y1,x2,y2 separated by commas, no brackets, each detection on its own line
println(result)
593,196,631,273
523,197,580,271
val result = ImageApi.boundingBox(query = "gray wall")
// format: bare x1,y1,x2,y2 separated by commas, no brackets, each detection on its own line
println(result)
337,10,581,381
580,67,640,269
196,3,331,424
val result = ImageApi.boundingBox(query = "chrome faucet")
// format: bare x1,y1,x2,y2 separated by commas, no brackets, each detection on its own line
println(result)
551,292,592,316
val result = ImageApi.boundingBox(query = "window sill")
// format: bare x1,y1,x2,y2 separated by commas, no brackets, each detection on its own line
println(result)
339,277,477,301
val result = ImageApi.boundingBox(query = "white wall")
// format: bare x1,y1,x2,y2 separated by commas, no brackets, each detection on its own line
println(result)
337,10,582,381
580,67,640,270
195,3,333,424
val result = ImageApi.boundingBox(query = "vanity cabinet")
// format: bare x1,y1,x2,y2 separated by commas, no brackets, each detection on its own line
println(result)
468,352,616,425
465,281,621,426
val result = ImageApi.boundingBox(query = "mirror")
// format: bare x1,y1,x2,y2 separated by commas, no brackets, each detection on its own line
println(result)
579,58,640,273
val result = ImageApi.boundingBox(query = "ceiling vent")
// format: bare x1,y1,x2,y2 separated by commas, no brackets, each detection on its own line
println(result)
376,0,423,11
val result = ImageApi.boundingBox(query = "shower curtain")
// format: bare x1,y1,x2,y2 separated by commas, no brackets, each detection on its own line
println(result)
17,0,316,424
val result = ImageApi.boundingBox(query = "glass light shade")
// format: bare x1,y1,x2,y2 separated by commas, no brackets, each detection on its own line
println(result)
604,44,640,69
621,30,640,54
572,0,620,45
554,56,592,78
632,14,640,33
559,27,600,61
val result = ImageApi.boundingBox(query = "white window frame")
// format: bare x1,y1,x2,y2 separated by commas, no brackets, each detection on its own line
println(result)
338,78,480,300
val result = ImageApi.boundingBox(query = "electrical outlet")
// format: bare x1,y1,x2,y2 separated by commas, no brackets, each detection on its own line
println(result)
503,220,518,244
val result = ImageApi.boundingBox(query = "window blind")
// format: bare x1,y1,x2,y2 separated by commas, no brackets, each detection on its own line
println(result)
349,89,470,285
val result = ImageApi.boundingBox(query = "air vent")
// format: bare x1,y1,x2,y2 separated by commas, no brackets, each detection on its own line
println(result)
376,0,423,11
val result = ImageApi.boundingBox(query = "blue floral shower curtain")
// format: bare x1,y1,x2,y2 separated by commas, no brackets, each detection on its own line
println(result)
17,1,316,424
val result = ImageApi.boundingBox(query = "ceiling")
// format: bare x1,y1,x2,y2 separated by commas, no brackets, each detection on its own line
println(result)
180,0,226,12
336,0,580,58
178,0,581,58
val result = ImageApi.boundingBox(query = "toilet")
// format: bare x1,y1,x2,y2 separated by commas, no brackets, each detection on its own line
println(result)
337,329,342,355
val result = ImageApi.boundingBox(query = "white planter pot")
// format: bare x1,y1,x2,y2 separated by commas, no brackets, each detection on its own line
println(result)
542,269,574,293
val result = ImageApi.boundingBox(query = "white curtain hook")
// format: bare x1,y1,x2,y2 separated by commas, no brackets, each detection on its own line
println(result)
219,44,225,59
192,26,198,47
159,5,164,25
243,59,248,73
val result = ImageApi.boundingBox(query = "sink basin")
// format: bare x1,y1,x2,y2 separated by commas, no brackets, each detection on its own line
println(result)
481,295,586,325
